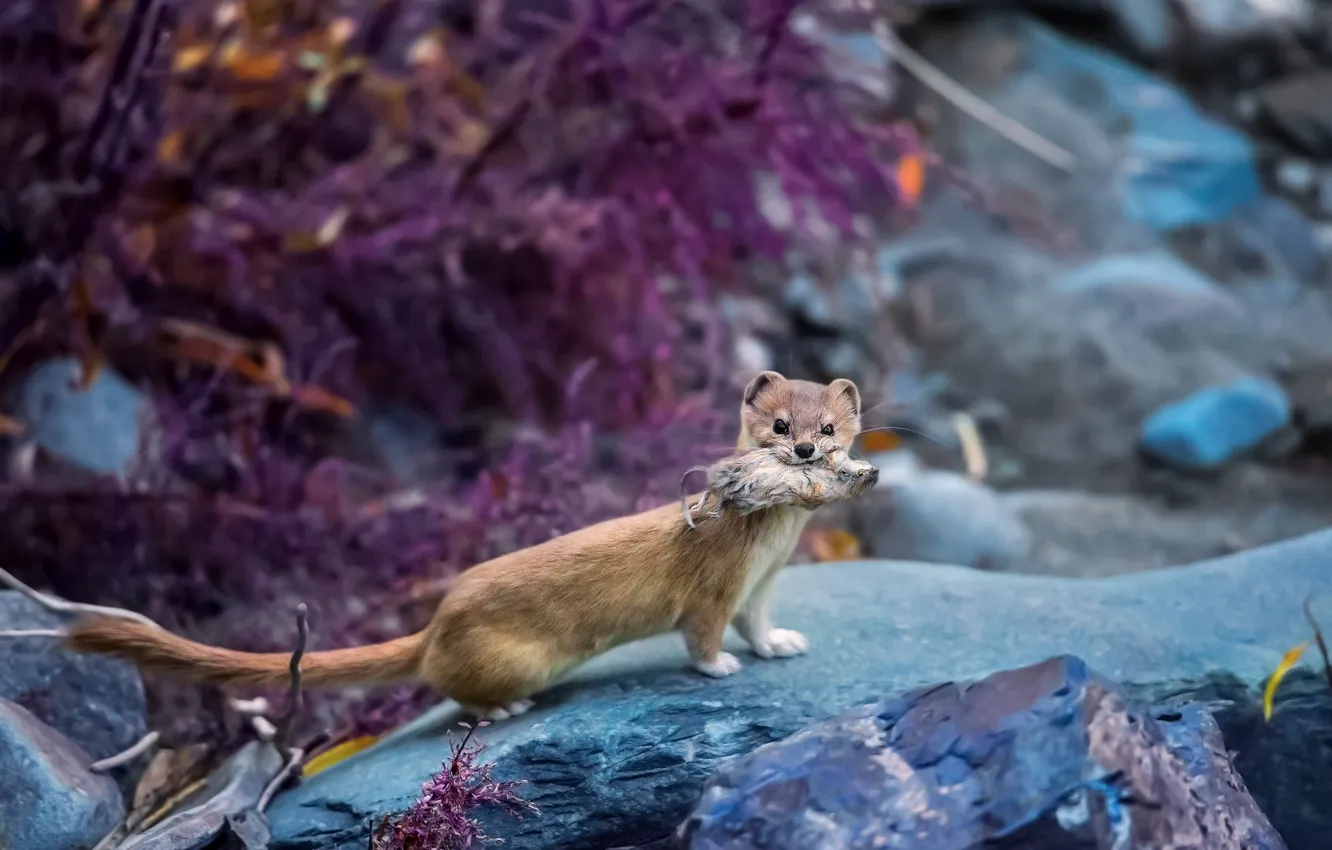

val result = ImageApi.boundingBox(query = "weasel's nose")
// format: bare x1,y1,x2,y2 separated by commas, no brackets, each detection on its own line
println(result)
794,443,815,459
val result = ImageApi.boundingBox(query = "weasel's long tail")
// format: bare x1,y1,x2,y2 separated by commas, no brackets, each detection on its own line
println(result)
66,617,424,689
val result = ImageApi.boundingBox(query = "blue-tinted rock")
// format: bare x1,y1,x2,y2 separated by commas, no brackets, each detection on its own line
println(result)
9,357,151,477
924,14,1259,236
681,655,1284,849
1230,195,1325,285
1140,377,1291,469
1056,251,1226,298
0,591,147,761
0,699,124,850
849,468,1033,570
267,528,1332,849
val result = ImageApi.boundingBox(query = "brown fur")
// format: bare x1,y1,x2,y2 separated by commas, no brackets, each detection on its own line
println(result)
66,374,866,714
681,447,877,528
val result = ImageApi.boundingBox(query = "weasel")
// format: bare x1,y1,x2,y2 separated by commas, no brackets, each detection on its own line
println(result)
680,447,876,529
67,373,867,719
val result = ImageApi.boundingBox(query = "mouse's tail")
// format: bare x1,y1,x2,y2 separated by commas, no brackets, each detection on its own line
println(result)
66,617,425,689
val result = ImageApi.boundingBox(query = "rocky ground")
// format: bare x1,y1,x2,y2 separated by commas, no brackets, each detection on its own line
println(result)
6,1,1332,849
762,4,1332,577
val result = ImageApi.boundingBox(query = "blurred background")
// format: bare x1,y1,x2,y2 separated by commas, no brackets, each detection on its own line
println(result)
4,0,1332,743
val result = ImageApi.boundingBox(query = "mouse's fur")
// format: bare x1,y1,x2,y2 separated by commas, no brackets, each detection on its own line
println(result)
681,447,876,529
66,373,868,718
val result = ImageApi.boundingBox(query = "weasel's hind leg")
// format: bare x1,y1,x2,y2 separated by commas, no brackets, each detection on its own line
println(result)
460,699,536,721
426,635,555,722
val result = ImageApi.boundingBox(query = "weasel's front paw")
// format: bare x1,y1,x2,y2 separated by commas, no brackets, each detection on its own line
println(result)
755,628,809,659
694,651,743,678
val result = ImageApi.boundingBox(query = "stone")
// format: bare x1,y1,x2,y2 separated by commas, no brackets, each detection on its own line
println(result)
7,357,153,478
1256,71,1332,160
680,655,1285,849
1140,377,1291,470
364,400,444,483
1228,196,1325,286
919,14,1260,238
1055,250,1234,300
267,527,1332,850
910,239,1269,490
0,699,124,850
783,236,969,387
848,467,1033,570
0,591,148,761
1001,489,1332,576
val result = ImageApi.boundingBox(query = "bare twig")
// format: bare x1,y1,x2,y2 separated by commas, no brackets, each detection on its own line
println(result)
865,11,1076,173
229,696,272,716
0,565,161,629
275,603,309,754
256,746,305,813
0,629,66,639
1303,594,1332,690
90,730,161,773
952,412,988,482
251,716,278,742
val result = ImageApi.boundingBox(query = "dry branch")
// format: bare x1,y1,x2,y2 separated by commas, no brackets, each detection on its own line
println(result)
0,565,161,630
91,731,161,773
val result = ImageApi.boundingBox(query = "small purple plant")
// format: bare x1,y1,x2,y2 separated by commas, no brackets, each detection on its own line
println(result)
375,722,538,850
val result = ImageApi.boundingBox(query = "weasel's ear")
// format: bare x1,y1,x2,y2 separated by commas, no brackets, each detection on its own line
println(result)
828,378,861,417
743,371,786,407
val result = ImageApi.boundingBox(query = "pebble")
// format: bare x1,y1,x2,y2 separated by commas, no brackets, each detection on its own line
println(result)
1140,377,1291,470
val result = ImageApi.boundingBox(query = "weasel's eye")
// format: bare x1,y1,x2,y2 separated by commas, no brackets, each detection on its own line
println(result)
820,424,835,436
773,419,789,435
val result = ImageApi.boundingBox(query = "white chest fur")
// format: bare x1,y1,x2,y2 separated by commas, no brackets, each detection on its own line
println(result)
737,505,812,607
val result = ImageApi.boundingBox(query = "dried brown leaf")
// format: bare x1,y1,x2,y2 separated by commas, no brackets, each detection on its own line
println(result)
807,528,862,562
292,384,354,418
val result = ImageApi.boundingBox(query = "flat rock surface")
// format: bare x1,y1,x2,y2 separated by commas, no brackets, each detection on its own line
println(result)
267,528,1332,850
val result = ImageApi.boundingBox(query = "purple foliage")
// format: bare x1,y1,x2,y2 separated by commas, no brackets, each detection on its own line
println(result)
0,0,909,738
374,722,538,850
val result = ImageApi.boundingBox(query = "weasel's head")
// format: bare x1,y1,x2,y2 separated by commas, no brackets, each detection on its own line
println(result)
738,371,862,465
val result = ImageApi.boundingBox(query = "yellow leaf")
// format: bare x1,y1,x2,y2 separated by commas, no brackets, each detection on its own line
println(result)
173,45,211,73
303,736,379,777
226,47,288,82
859,431,901,453
896,153,926,206
807,528,861,562
292,384,355,418
1263,641,1309,721
157,130,185,164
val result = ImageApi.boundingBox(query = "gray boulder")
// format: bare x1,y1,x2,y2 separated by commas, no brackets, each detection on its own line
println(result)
267,528,1332,850
849,465,1032,570
0,591,148,761
0,699,124,850
681,655,1283,849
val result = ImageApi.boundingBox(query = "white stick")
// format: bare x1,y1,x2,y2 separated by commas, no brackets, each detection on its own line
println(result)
0,565,161,629
0,629,66,639
867,14,1076,173
90,731,161,773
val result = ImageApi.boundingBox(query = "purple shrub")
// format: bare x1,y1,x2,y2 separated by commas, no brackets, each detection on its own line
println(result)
0,0,911,737
375,722,538,850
